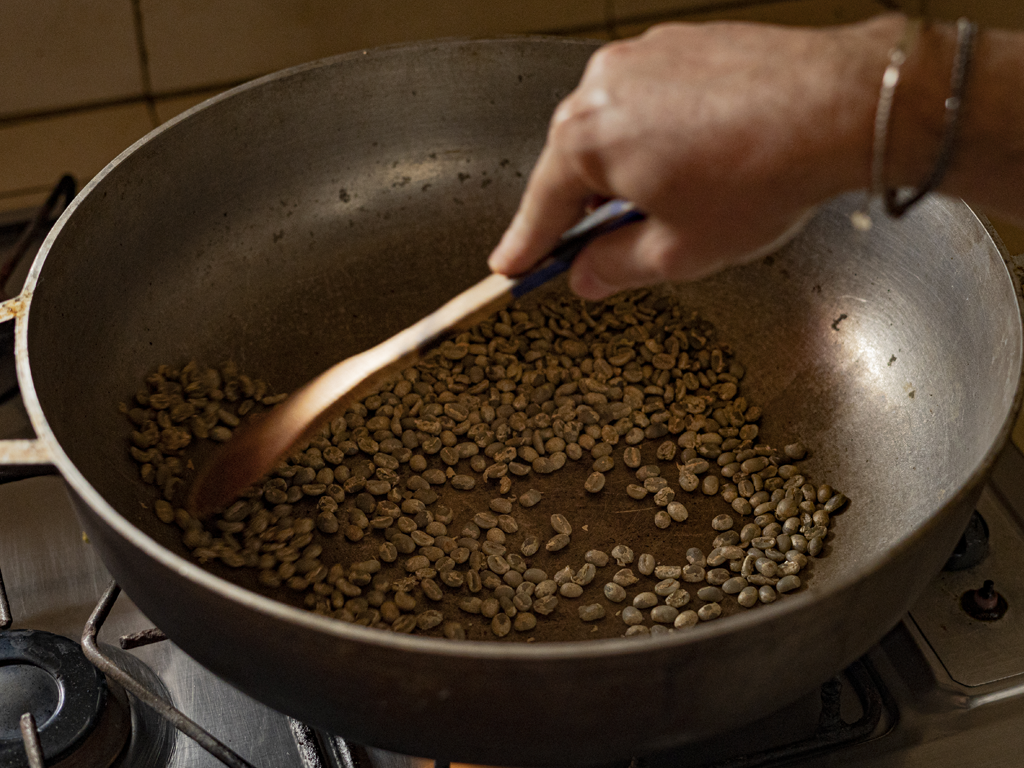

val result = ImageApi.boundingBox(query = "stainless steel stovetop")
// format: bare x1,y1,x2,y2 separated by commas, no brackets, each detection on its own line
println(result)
2,202,1024,767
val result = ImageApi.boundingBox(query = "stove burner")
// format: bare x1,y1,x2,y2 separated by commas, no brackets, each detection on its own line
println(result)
0,630,129,767
0,663,59,743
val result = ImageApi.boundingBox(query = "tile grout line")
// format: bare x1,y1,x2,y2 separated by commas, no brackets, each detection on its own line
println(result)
0,18,611,129
612,0,793,30
130,0,159,127
0,82,247,129
605,0,619,39
610,0,886,34
3,1,851,130
0,185,54,202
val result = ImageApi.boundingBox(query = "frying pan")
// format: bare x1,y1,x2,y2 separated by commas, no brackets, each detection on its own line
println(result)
0,38,1020,766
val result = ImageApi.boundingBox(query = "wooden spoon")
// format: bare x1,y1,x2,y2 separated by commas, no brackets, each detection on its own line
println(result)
189,199,643,518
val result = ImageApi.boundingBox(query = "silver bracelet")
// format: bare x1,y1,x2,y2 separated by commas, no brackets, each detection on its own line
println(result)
851,17,977,230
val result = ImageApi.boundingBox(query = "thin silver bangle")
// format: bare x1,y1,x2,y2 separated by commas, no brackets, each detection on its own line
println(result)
884,17,977,217
851,17,976,229
851,17,921,231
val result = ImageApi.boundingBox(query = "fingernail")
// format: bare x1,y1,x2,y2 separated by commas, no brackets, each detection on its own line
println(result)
487,233,512,272
486,249,502,271
487,215,523,272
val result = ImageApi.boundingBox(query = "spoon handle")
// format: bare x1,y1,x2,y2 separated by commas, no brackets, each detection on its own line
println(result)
508,199,644,298
190,200,644,516
413,199,645,353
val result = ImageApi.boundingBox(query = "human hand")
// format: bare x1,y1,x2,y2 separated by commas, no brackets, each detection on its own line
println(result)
488,17,898,299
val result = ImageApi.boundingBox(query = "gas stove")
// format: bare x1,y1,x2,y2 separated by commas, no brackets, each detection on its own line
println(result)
2,190,1024,767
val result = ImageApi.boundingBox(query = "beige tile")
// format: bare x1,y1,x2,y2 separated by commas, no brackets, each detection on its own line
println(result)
153,87,230,124
926,1,1024,28
615,0,885,35
1013,411,1024,453
140,0,606,94
561,29,615,42
614,0,738,22
616,0,1024,29
682,0,885,25
0,0,144,119
0,189,51,216
613,0,884,23
989,214,1024,257
991,209,1024,453
0,104,155,201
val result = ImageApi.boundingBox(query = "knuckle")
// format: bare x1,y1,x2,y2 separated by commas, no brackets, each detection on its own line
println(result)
640,22,682,44
642,230,687,282
572,45,628,105
586,39,630,78
585,46,614,80
549,92,600,151
550,94,580,130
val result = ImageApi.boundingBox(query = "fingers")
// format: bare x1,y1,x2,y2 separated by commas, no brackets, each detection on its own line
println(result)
568,267,619,301
489,47,626,278
487,138,596,278
566,219,735,301
566,224,651,300
566,221,678,300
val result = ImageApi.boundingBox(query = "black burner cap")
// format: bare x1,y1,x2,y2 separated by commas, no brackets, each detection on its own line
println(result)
0,630,108,767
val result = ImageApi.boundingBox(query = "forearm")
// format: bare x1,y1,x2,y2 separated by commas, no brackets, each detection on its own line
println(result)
793,13,1024,215
488,13,1024,299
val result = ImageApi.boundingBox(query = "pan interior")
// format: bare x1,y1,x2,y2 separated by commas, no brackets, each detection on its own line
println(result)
23,39,1022,622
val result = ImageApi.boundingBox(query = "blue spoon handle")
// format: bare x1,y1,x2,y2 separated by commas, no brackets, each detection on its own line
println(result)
509,199,645,298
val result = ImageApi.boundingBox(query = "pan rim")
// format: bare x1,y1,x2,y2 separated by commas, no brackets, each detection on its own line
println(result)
12,39,1024,663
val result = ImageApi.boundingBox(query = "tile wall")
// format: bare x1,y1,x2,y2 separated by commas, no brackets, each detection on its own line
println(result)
2,0,1024,444
5,0,1020,216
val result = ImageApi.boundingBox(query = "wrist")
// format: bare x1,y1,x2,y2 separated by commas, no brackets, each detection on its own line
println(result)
817,14,963,195
885,18,962,191
812,14,911,197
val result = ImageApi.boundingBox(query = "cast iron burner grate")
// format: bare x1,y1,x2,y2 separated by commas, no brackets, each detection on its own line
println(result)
0,566,209,768
0,565,137,768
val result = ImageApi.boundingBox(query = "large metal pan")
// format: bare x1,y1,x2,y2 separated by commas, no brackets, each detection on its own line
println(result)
1,39,1021,766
